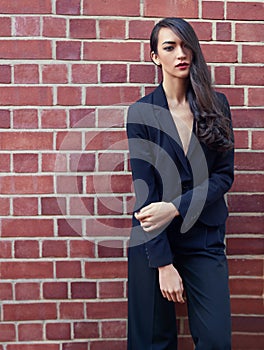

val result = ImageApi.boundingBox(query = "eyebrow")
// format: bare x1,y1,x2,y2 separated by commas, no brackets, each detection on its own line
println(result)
162,41,176,45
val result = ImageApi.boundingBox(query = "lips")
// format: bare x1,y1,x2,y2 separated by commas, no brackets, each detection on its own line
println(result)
176,62,189,68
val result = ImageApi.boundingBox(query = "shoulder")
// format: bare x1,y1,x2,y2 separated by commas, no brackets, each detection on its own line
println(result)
127,87,157,122
214,91,231,117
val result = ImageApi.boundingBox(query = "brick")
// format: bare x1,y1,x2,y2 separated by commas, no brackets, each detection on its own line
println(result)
86,86,140,106
58,219,82,237
214,66,230,85
229,278,262,296
129,20,155,40
228,194,264,213
97,197,123,215
130,64,155,83
0,324,16,342
56,261,82,278
4,303,56,321
232,316,264,333
0,261,53,279
0,86,53,106
84,42,140,62
41,109,67,129
97,108,124,128
42,153,67,172
57,86,82,106
43,282,68,299
226,216,264,234
46,323,71,340
56,175,83,194
18,323,43,341
15,16,40,36
235,66,264,86
189,21,212,41
101,64,127,83
201,44,237,63
0,176,54,194
0,0,52,14
13,153,38,173
236,23,264,42
0,17,11,36
0,282,13,299
62,343,88,350
99,20,126,39
70,19,96,39
101,320,126,338
0,132,53,150
70,239,95,258
56,131,82,150
232,333,264,349
42,64,68,84
86,174,132,193
6,345,59,350
85,261,127,279
0,109,10,128
72,64,98,84
215,87,244,106
1,218,53,237
0,40,52,59
235,152,264,171
231,297,263,315
69,197,94,216
232,109,264,128
0,153,10,173
13,109,38,129
98,241,124,257
14,64,39,83
70,153,95,172
248,88,264,107
97,155,120,176
90,340,126,350
42,240,67,258
70,108,96,128
228,258,262,276
83,0,140,16
43,17,67,38
216,22,231,41
0,64,11,83
41,197,66,216
231,174,264,192
74,322,99,339
86,301,127,319
202,1,224,19
60,302,84,319
227,1,264,20
56,0,80,15
252,131,264,150
98,281,124,299
71,282,96,299
15,240,39,259
15,282,40,300
144,0,198,18
56,41,81,60
86,218,131,237
242,45,264,63
227,237,264,255
13,197,38,216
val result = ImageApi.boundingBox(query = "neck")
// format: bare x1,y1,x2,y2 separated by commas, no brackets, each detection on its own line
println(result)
162,77,189,105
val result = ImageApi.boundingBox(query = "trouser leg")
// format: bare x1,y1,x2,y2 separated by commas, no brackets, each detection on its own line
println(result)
174,253,231,350
127,243,177,350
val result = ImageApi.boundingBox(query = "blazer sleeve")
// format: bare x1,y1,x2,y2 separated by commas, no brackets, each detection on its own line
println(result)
126,103,173,268
172,94,234,229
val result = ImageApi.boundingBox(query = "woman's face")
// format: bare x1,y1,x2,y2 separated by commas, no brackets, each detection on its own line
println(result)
151,27,193,81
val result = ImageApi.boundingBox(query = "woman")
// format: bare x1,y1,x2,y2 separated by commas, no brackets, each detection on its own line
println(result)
126,18,234,350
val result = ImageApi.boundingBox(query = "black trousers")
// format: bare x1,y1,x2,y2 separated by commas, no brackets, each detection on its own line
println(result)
127,223,231,350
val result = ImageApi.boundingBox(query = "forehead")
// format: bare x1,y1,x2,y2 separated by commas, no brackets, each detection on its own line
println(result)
157,27,182,44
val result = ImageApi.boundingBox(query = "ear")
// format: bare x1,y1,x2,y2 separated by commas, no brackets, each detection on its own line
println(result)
151,51,161,66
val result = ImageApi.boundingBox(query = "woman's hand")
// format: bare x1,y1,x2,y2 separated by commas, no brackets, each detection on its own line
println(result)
158,264,185,303
134,201,179,232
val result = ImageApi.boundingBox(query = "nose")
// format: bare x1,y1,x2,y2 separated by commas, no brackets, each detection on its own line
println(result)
176,46,186,60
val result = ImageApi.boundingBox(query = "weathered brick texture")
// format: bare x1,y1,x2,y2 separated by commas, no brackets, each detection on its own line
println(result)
0,0,263,349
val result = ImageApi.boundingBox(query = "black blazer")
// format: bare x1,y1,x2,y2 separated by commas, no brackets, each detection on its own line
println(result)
127,84,234,268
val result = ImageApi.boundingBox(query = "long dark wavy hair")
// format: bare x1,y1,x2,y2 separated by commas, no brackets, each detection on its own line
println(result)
150,17,234,151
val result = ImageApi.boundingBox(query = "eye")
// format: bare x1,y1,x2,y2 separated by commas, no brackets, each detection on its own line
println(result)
163,46,174,51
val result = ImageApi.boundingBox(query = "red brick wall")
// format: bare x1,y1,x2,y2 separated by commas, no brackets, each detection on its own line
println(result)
0,1,263,349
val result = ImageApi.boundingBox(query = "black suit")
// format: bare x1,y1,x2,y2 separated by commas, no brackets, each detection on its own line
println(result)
127,84,234,349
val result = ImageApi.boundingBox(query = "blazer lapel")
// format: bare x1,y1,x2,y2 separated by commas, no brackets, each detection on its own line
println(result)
151,84,191,173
